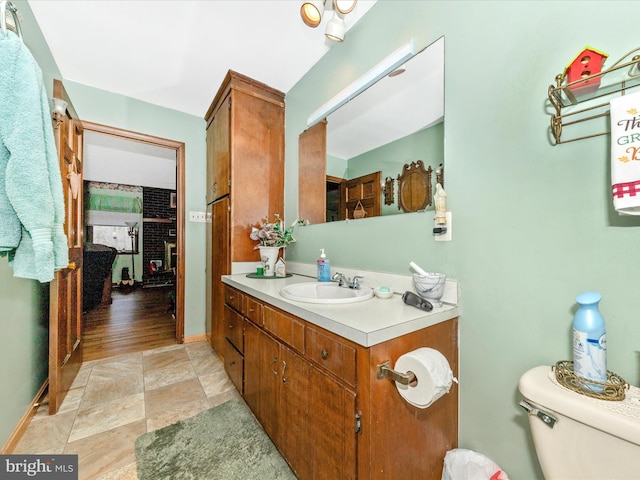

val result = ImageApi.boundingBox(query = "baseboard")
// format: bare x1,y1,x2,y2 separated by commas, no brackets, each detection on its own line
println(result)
0,380,48,454
185,334,207,343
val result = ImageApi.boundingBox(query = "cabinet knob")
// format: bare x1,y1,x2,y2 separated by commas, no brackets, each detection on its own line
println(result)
321,349,329,360
271,356,278,377
228,324,234,329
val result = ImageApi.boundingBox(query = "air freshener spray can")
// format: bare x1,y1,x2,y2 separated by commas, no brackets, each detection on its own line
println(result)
573,291,607,392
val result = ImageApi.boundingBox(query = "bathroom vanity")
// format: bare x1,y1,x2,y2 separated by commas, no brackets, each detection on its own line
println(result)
221,273,459,479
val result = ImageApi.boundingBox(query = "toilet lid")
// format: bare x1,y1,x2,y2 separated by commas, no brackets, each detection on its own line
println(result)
519,366,640,447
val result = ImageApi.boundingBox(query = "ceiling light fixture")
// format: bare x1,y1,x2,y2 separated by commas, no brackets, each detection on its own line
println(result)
300,0,325,28
300,0,358,42
334,0,357,14
324,11,345,42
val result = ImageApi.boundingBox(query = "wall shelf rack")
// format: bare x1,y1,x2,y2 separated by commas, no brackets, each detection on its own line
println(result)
548,48,640,145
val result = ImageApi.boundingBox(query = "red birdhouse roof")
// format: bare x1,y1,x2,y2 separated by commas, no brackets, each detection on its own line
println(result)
562,46,609,79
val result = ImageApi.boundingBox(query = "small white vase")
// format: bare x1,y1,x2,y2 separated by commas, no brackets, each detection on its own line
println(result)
259,246,281,277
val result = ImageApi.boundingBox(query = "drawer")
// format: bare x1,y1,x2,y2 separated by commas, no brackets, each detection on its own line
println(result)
306,326,356,387
263,306,305,353
244,295,263,326
224,305,244,353
224,339,243,394
224,285,243,313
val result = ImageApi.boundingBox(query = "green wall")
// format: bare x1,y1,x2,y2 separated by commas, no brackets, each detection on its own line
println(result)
285,2,640,478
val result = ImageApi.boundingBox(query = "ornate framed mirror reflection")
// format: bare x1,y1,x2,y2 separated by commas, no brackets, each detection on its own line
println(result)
397,160,432,213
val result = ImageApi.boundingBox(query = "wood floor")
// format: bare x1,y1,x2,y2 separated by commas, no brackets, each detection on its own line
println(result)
82,285,177,362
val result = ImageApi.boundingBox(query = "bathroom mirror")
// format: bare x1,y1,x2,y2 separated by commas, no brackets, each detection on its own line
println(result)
299,36,444,224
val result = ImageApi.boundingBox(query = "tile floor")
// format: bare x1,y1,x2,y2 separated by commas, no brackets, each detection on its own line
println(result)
14,341,240,479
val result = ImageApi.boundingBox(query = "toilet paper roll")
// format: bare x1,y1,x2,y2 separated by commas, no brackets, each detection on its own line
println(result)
394,347,456,409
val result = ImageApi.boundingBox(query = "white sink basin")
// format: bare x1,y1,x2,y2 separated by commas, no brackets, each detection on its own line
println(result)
280,282,374,304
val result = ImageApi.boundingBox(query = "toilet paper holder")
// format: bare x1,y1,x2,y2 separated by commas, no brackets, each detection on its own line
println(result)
377,360,418,386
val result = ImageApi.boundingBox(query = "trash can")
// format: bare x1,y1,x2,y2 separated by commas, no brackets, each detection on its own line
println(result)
442,449,509,480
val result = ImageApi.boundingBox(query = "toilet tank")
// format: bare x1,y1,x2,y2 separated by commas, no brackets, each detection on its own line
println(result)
519,365,640,480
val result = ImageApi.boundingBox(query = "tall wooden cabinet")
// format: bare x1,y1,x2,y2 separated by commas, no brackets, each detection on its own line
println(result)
205,71,285,355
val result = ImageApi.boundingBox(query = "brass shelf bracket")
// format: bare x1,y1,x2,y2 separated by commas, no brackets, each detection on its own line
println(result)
548,48,640,145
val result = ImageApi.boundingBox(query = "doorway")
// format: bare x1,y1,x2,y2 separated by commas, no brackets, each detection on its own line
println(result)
81,121,185,359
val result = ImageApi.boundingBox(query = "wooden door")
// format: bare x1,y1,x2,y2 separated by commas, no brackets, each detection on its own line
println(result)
298,121,327,225
345,171,381,220
279,346,311,479
210,197,229,354
309,366,357,480
49,80,83,414
326,176,346,222
244,321,280,441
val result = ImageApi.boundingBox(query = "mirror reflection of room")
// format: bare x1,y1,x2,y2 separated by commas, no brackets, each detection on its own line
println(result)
299,36,444,223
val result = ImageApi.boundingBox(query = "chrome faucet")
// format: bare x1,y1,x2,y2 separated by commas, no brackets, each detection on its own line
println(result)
331,272,364,290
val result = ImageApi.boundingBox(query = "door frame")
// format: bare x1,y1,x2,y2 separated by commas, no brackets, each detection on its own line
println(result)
81,121,186,343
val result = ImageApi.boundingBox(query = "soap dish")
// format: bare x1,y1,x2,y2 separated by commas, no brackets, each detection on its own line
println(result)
374,287,394,299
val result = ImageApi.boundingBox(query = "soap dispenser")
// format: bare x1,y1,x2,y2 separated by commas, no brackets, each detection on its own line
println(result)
317,249,331,282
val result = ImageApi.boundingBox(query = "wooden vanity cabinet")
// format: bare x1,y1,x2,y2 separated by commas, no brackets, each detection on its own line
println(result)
226,285,458,479
205,70,284,354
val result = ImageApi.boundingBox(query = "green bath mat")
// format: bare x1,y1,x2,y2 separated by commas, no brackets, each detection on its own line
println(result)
135,398,297,480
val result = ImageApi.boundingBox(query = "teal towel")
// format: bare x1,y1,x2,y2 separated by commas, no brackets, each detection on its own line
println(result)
0,31,68,282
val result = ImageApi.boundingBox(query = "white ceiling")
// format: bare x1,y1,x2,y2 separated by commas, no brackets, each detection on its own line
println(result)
27,0,377,118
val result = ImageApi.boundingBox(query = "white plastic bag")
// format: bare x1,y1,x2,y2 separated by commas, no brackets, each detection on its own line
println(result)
442,449,509,480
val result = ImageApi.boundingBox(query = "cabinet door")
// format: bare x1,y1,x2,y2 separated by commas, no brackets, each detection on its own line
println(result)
298,121,327,225
309,366,357,480
279,346,311,479
210,197,230,355
224,339,243,393
229,90,285,262
244,321,280,441
209,95,230,202
224,305,243,354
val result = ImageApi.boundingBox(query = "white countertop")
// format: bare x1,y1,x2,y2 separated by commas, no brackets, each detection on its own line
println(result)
222,273,459,347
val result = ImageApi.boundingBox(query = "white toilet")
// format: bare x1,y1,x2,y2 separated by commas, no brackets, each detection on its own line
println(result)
518,365,640,479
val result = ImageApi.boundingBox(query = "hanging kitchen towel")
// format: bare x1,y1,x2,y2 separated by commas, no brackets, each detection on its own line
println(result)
610,90,640,215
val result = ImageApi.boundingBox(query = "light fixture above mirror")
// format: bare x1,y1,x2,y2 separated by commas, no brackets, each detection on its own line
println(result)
307,39,417,127
300,0,358,42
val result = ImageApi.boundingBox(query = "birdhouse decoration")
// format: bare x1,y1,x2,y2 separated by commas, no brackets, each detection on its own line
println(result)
563,46,608,96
